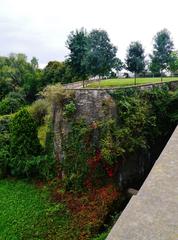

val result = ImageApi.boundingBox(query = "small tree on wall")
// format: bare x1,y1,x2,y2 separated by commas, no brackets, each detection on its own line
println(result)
126,41,145,85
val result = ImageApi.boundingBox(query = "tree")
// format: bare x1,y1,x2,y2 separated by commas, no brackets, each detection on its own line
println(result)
42,61,66,85
113,58,124,77
0,53,41,102
150,29,174,81
149,58,161,77
126,41,145,84
168,51,178,76
87,29,117,81
66,28,89,87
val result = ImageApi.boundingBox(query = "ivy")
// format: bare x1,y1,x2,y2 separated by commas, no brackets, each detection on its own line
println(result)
62,119,94,191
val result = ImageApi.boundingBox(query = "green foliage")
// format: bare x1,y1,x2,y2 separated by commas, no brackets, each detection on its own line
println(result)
126,41,145,81
62,120,93,191
168,51,178,75
9,109,41,176
92,231,109,240
142,85,171,138
42,61,66,85
0,133,10,178
0,114,11,132
0,180,72,240
100,90,155,164
0,91,25,115
66,28,89,83
0,78,13,100
41,83,74,106
0,115,11,178
87,29,117,77
61,86,177,192
150,29,174,76
64,101,77,118
29,98,48,126
0,53,42,104
167,89,178,123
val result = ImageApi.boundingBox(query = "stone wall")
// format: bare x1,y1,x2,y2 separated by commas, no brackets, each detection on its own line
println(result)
52,81,178,187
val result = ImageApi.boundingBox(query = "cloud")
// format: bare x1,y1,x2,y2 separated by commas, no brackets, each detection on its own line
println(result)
0,0,178,65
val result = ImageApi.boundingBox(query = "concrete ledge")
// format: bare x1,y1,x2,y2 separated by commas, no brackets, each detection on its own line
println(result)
65,80,178,91
107,126,178,240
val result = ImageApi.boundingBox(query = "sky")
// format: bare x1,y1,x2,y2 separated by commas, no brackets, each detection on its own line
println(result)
0,0,178,68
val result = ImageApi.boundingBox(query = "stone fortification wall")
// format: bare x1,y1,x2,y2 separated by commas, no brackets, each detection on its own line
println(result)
52,81,178,187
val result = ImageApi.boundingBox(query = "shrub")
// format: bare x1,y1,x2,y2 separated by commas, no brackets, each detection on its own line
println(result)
9,108,41,176
29,98,48,126
0,133,10,178
63,101,76,118
0,91,25,115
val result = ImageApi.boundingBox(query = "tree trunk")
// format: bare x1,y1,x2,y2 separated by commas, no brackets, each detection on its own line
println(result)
99,76,101,88
134,72,136,85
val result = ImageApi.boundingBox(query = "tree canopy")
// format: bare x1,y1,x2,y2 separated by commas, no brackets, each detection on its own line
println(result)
150,29,174,79
126,41,145,83
86,29,117,78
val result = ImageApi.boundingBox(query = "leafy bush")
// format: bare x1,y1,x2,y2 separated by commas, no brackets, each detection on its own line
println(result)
29,98,48,126
0,133,10,178
63,101,76,118
9,108,41,176
0,114,11,132
0,91,25,115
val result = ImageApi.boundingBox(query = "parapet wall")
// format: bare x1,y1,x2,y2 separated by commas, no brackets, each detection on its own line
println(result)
107,125,178,240
67,80,178,91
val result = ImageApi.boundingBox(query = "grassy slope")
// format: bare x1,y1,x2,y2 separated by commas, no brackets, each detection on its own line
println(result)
87,77,178,88
0,179,75,240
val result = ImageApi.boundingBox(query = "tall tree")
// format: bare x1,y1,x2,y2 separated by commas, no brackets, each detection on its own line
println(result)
87,29,117,81
114,58,124,77
66,28,89,87
126,41,145,84
150,29,174,81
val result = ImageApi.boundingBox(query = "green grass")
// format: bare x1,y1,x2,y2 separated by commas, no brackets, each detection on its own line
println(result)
87,77,178,88
0,179,75,240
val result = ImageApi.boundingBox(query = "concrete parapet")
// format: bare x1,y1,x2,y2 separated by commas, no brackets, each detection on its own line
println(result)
107,126,178,240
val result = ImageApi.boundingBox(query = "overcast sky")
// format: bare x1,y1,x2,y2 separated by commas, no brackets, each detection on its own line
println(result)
0,0,178,67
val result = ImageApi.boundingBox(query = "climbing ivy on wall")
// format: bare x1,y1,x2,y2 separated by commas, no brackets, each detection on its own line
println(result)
60,85,178,191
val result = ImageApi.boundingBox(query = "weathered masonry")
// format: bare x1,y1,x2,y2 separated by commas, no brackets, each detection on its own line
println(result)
52,81,178,187
107,125,178,240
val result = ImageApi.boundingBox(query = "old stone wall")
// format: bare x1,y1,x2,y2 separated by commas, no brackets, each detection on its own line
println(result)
52,81,178,187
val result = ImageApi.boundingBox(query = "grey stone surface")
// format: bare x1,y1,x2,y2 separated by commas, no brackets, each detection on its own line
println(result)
107,126,178,240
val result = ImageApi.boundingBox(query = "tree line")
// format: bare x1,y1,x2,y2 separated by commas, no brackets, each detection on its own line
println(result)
66,28,178,84
0,28,178,115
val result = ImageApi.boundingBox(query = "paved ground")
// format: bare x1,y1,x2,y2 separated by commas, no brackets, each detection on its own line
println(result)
107,126,178,240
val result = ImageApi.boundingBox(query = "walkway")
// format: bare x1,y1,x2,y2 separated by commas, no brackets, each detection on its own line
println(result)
107,126,178,240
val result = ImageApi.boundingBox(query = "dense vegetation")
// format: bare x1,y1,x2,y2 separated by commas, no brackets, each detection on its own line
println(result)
1,27,178,240
1,84,178,239
0,179,74,240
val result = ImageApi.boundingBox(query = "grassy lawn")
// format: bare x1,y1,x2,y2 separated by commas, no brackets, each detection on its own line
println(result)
0,179,75,240
87,77,178,88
